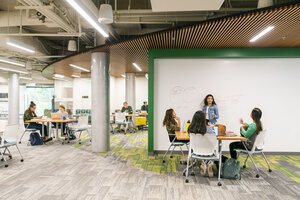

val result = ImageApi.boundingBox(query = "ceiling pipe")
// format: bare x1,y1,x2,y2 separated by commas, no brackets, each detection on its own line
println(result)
0,33,84,37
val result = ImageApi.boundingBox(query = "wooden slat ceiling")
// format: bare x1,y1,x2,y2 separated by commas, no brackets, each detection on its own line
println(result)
45,3,300,79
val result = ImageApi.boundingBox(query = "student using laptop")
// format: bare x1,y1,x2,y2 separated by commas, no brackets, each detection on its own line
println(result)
23,101,52,142
202,94,219,124
188,110,215,177
52,105,69,135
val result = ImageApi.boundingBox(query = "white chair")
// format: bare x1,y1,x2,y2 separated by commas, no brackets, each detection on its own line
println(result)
235,130,272,178
114,113,129,134
185,133,222,186
69,116,89,144
18,120,38,144
0,124,24,168
162,133,188,163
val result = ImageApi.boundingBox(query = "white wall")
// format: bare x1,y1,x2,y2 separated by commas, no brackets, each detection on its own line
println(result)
73,78,91,111
154,58,300,152
136,77,148,110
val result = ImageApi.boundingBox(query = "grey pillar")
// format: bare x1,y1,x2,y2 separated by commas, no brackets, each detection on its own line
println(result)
8,73,19,125
91,52,110,152
125,73,136,111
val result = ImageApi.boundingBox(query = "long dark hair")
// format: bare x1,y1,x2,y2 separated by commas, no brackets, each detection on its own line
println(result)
188,111,207,135
163,109,176,127
251,108,263,134
204,94,217,106
29,101,36,108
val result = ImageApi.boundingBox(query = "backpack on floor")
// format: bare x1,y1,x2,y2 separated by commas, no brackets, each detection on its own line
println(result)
222,158,241,180
30,132,43,146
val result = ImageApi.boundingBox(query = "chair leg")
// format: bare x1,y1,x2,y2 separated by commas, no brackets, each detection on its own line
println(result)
248,153,260,178
218,152,222,186
261,152,272,172
163,144,173,163
78,131,82,144
15,145,24,162
170,145,176,158
5,147,11,158
0,150,8,167
243,155,249,168
191,158,195,176
19,130,27,144
179,146,184,157
185,156,190,183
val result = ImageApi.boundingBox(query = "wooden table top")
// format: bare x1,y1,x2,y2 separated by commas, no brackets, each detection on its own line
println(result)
26,118,76,123
175,131,247,141
0,131,3,134
111,113,148,117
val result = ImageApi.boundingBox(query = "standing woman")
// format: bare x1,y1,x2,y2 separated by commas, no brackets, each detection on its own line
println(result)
202,94,219,124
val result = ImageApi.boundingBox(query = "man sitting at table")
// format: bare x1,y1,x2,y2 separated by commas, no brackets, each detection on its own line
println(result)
141,101,148,113
121,102,133,114
23,101,52,142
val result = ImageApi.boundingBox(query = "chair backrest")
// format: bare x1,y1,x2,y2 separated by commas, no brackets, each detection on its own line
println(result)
251,129,267,152
0,120,7,131
190,133,218,156
115,113,126,122
77,116,88,128
2,124,19,145
19,119,26,133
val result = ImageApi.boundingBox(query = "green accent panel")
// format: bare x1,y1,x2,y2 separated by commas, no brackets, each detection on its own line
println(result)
148,48,300,153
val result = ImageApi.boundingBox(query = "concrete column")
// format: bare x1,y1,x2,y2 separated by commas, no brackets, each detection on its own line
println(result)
91,52,110,152
8,73,19,125
125,73,136,111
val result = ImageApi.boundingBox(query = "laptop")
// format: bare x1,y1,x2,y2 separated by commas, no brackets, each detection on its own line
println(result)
51,113,61,120
214,125,219,137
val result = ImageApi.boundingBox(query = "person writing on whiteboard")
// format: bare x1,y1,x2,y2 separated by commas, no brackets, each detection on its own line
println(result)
228,108,263,159
163,109,187,143
202,94,219,124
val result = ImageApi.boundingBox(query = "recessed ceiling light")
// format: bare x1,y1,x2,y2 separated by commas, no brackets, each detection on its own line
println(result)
0,57,25,67
69,64,90,72
250,26,274,42
72,75,80,78
65,0,109,38
6,38,35,53
121,74,126,78
54,74,64,78
132,63,142,71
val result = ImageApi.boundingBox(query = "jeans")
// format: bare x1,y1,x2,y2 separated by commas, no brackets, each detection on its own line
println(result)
229,141,249,159
28,123,48,138
52,122,67,133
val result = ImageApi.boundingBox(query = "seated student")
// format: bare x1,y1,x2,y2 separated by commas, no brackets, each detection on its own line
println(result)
163,109,188,143
188,110,215,177
23,101,52,142
52,105,68,135
202,94,219,124
141,101,148,113
121,102,133,114
228,108,263,159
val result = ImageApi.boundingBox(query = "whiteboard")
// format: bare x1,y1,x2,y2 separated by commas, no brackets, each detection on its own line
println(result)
154,58,300,152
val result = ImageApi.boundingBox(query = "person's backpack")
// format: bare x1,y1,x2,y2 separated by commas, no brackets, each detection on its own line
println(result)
30,132,43,146
222,158,241,180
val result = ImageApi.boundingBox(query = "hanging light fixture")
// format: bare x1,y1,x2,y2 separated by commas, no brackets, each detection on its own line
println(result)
98,4,113,24
68,40,77,51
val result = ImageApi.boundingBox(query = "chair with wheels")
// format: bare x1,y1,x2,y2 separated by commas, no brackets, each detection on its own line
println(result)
113,113,129,134
0,124,24,167
18,120,38,144
69,116,89,144
235,129,272,178
162,133,189,163
185,133,222,186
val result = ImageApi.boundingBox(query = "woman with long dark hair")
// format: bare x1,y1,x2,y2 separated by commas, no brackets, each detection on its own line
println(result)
202,94,219,124
229,108,263,159
188,110,215,177
163,108,181,142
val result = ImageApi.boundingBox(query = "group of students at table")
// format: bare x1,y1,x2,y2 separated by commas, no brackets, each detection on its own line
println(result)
163,94,263,178
23,101,70,143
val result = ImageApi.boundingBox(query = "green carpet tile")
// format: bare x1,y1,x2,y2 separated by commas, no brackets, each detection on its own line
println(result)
73,131,300,184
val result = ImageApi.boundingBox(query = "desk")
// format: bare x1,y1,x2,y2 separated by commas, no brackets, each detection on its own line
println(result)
26,119,76,139
175,131,246,141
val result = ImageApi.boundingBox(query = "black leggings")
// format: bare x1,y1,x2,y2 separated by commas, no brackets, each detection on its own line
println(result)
229,141,249,159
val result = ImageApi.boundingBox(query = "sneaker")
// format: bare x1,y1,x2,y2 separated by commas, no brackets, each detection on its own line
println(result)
207,163,214,178
200,163,207,176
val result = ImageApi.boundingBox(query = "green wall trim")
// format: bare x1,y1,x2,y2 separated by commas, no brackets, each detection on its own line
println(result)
148,48,300,153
